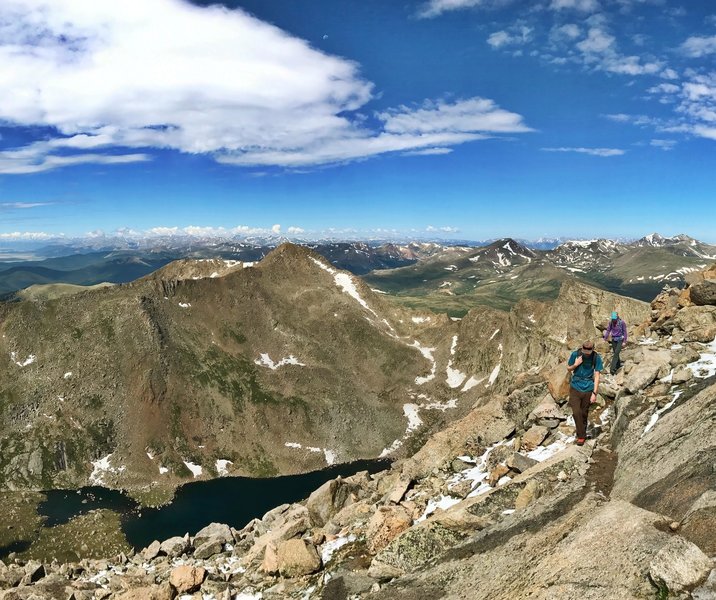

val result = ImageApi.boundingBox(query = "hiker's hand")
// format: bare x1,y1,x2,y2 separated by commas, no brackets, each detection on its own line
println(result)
574,355,583,367
590,392,597,404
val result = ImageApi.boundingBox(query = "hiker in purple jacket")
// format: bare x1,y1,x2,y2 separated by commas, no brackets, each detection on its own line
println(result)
603,311,628,375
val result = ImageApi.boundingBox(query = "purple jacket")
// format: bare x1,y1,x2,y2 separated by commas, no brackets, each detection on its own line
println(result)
604,318,627,342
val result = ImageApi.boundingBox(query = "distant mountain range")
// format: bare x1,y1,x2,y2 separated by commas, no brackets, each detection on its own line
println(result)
1,234,714,308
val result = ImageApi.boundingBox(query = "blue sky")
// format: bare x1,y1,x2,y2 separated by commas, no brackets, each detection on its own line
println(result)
0,0,715,243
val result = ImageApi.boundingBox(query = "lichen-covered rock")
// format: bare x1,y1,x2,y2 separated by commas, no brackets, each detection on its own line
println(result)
366,505,412,554
369,522,467,577
276,539,321,578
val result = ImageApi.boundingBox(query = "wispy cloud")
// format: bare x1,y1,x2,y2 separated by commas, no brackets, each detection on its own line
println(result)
217,97,532,167
0,202,53,209
0,0,531,173
542,146,626,156
0,231,58,240
403,147,454,156
650,139,676,150
417,0,487,19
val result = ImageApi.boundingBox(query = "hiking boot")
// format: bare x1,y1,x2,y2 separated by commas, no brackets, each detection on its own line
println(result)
576,438,586,446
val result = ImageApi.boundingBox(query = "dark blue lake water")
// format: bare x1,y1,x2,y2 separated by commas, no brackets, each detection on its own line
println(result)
37,459,390,550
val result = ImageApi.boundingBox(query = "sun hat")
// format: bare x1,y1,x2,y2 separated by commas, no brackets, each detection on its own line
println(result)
611,311,618,320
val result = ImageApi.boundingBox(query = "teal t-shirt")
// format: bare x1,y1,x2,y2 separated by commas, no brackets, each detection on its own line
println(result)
568,350,603,392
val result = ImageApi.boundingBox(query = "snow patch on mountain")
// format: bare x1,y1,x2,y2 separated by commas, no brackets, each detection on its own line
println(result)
254,353,305,370
413,341,437,385
10,352,36,367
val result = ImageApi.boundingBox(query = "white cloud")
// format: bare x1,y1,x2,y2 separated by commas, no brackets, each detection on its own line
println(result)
549,0,600,12
426,226,460,233
0,231,58,240
417,0,485,19
647,83,680,94
551,23,582,41
680,35,716,58
0,0,529,172
577,27,615,53
287,226,305,235
660,68,679,80
487,27,533,49
403,147,454,156
217,97,532,167
0,202,51,209
271,224,282,234
572,27,663,75
650,139,676,150
542,147,626,156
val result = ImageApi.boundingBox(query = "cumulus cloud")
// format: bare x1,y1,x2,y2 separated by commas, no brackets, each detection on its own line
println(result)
680,35,716,58
271,224,282,234
287,226,305,235
542,147,626,156
487,26,533,49
0,1,530,173
572,26,662,75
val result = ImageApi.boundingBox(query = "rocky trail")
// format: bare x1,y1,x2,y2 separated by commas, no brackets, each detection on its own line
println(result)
1,266,715,599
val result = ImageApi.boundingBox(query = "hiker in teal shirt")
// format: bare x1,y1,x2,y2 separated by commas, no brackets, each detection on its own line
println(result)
567,340,603,446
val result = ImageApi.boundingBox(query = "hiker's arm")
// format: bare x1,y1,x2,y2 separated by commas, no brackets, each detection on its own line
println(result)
591,371,600,402
603,322,611,340
567,355,581,371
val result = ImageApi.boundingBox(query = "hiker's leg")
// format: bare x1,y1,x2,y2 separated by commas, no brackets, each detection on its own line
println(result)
610,340,619,374
569,387,588,439
581,392,591,437
614,339,623,369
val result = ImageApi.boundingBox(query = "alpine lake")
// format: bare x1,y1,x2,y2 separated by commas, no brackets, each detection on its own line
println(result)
0,459,390,562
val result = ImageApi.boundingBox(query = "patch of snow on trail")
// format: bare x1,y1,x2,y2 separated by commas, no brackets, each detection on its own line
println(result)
412,316,430,324
644,391,683,435
686,337,716,379
489,328,500,340
254,353,305,370
178,302,191,308
63,371,72,379
321,534,356,564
